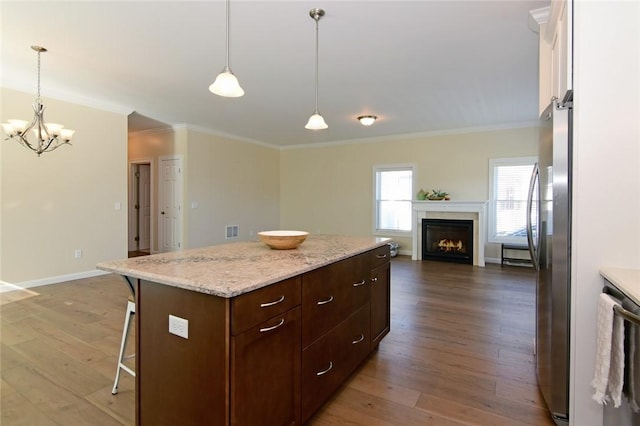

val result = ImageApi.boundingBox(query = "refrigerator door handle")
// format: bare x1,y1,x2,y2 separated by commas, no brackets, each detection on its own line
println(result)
526,162,540,270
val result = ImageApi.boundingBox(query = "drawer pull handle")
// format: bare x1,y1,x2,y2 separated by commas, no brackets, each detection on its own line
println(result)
316,361,333,376
353,280,366,287
371,277,378,283
376,253,387,259
259,318,285,333
260,295,285,308
352,334,365,344
317,296,334,305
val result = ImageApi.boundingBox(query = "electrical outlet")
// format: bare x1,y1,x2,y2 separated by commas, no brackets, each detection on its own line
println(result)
74,249,82,259
169,315,189,339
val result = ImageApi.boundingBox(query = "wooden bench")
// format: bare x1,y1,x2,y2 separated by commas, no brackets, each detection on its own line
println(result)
501,243,532,266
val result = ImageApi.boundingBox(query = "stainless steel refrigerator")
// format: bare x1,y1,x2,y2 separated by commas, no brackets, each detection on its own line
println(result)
527,94,572,426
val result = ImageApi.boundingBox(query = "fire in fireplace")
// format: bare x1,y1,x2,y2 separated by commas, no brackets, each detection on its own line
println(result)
422,219,473,264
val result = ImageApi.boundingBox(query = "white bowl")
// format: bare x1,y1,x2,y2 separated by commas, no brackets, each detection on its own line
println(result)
258,230,309,250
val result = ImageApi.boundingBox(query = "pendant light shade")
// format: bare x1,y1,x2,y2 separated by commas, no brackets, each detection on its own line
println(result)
305,113,328,130
210,0,244,97
209,67,244,97
305,8,327,130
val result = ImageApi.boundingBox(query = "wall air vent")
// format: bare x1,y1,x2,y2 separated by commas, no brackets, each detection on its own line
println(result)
225,225,239,239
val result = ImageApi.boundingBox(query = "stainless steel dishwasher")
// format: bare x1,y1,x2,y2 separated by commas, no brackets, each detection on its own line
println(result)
603,282,640,426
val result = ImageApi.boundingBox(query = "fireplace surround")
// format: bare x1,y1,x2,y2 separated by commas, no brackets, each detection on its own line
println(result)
411,200,488,266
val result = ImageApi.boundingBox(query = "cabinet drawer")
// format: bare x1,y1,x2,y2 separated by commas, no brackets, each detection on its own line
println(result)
301,303,371,423
301,255,369,348
232,276,301,335
370,244,390,269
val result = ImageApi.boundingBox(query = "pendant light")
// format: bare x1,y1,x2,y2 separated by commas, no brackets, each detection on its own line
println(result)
209,0,244,97
1,46,75,156
305,8,328,130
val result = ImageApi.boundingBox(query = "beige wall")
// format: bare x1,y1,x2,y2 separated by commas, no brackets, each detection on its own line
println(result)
184,129,280,248
280,127,538,257
1,87,536,284
129,127,281,251
0,88,128,284
128,127,187,253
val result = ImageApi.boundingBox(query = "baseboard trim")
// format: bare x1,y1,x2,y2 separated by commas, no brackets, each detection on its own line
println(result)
5,270,110,289
485,257,501,264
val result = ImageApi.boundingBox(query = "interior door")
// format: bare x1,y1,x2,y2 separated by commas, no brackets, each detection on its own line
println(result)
138,164,151,251
159,156,183,252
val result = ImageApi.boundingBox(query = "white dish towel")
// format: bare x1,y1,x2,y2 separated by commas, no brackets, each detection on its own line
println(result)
592,293,625,407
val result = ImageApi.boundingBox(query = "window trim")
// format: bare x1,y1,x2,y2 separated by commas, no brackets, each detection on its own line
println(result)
372,163,416,237
488,156,537,244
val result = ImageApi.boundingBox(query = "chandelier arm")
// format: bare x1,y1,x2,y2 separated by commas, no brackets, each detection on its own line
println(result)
39,135,58,154
14,103,43,151
43,140,71,152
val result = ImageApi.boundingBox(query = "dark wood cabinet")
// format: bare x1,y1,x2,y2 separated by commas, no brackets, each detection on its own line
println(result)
135,246,390,425
369,244,391,348
370,261,391,347
231,307,301,426
301,303,371,422
301,254,369,348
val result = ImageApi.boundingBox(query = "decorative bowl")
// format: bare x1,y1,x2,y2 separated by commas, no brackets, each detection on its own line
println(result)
258,230,309,250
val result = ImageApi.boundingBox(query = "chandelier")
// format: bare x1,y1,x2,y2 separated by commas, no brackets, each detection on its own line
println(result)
1,46,75,157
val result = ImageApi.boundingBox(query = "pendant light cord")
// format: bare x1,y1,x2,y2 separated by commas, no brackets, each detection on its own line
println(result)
224,0,231,71
314,16,319,113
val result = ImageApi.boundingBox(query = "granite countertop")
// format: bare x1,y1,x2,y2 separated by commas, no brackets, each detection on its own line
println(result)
97,235,390,298
600,267,640,305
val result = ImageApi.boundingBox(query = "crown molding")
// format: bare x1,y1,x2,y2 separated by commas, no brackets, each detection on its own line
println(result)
281,120,541,150
1,83,134,116
528,6,550,33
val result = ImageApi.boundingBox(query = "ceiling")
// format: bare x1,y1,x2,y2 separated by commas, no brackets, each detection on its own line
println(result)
1,1,546,147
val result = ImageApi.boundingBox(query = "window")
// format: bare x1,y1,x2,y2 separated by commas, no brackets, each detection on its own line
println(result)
489,157,537,244
374,166,413,233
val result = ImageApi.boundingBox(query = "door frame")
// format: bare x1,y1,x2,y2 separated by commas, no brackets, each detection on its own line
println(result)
128,158,155,253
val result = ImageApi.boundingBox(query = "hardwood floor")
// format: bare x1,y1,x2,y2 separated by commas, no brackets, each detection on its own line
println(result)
0,256,554,425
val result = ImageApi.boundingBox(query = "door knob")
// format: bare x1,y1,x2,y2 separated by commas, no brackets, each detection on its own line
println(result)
161,211,165,215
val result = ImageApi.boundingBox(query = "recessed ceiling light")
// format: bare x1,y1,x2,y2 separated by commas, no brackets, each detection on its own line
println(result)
357,115,377,126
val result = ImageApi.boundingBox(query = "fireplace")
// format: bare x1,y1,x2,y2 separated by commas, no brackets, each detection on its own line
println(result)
422,219,473,264
412,200,487,266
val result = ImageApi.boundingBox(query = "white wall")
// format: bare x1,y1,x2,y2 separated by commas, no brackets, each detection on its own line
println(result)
570,2,640,425
280,127,538,257
0,88,128,284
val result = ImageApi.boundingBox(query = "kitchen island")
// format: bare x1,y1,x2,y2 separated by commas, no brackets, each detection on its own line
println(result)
97,235,391,425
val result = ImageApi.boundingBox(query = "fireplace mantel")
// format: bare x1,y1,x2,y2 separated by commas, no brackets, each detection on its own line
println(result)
412,200,488,266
